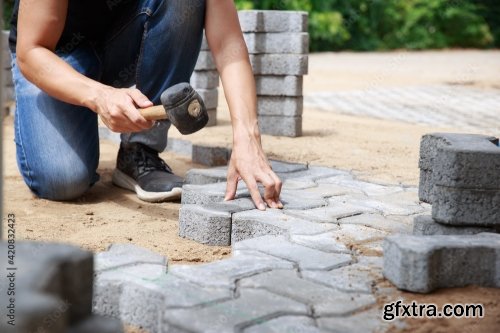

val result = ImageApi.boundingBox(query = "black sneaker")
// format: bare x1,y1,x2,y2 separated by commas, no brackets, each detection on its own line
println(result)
112,142,183,202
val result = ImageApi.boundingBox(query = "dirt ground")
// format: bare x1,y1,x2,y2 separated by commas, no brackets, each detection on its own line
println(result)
2,50,500,332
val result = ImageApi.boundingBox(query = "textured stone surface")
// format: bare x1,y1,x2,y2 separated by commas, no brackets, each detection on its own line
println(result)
238,10,308,33
240,270,376,316
432,185,500,226
197,88,219,109
162,289,308,333
257,96,303,116
244,32,309,54
258,115,302,137
418,133,500,203
190,70,219,89
181,182,250,205
250,54,308,75
234,235,353,270
317,308,388,333
170,251,294,288
179,205,233,246
243,316,319,333
413,215,500,235
232,209,337,242
185,167,228,185
285,204,372,223
94,243,167,272
340,213,413,234
192,144,231,166
255,75,303,97
165,137,193,156
383,233,500,293
207,108,217,127
290,233,351,253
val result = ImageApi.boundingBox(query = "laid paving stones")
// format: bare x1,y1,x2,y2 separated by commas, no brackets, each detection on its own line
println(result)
232,209,337,243
284,204,372,223
289,233,351,254
234,235,353,270
329,194,425,216
169,250,294,289
239,270,376,316
243,315,320,333
383,233,500,293
332,224,389,244
317,307,389,333
181,182,250,204
302,262,382,294
94,243,167,272
339,213,413,234
179,204,233,246
162,289,308,333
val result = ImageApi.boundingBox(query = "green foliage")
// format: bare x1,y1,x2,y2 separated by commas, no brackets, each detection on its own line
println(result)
236,0,497,51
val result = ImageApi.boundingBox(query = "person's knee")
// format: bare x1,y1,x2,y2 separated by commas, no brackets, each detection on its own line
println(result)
29,165,95,201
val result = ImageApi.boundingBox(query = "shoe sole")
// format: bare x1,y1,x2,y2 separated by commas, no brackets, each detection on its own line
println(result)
112,169,183,203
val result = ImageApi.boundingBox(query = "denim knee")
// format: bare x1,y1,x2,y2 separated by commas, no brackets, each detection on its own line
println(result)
28,164,96,201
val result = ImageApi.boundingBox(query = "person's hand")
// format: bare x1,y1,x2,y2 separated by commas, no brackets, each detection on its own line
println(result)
93,87,154,133
224,134,283,210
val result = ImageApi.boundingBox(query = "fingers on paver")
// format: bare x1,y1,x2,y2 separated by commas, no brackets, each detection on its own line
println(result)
383,233,500,293
0,242,122,333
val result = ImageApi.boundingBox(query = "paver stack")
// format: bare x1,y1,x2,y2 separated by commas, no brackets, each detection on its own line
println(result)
384,133,500,293
2,30,14,116
238,10,309,137
191,35,219,127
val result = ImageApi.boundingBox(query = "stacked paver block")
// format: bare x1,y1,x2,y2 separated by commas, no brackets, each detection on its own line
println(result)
238,10,309,137
0,241,123,333
191,34,219,127
384,133,500,293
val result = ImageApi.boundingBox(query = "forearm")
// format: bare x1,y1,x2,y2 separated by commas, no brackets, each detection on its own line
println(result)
17,47,104,111
215,38,260,143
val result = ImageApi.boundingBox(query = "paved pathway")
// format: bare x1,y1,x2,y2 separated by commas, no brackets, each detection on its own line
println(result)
305,85,500,133
93,161,428,333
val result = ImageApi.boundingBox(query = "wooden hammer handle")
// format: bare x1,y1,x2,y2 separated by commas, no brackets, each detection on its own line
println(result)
138,105,167,121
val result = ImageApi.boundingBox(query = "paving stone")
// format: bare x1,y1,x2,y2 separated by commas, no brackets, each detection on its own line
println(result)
327,178,404,197
165,137,193,156
269,159,308,173
257,96,303,116
339,213,413,234
282,178,317,190
332,224,389,243
185,167,227,185
289,233,351,254
329,194,424,216
317,308,388,333
383,233,500,293
190,70,219,89
244,32,309,54
432,185,500,226
192,144,231,166
280,189,328,210
302,183,367,198
207,108,217,127
418,133,500,203
413,215,500,235
302,262,382,294
280,166,349,182
195,51,216,70
285,204,373,223
240,270,376,316
234,235,353,270
231,209,337,243
68,315,124,333
255,75,303,97
94,243,167,272
181,182,250,204
178,204,233,246
258,115,302,137
243,315,320,333
198,88,218,109
162,289,308,333
238,10,308,33
250,54,308,75
170,251,294,288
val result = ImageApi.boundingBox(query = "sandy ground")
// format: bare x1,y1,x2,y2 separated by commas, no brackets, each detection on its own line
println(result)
2,50,500,332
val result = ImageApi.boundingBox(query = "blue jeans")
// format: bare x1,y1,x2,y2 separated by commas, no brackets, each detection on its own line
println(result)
12,0,206,201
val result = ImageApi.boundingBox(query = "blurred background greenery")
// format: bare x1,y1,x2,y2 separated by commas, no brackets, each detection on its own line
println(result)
3,0,499,51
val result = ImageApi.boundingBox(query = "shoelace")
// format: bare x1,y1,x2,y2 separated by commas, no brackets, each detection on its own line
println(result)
134,146,173,174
